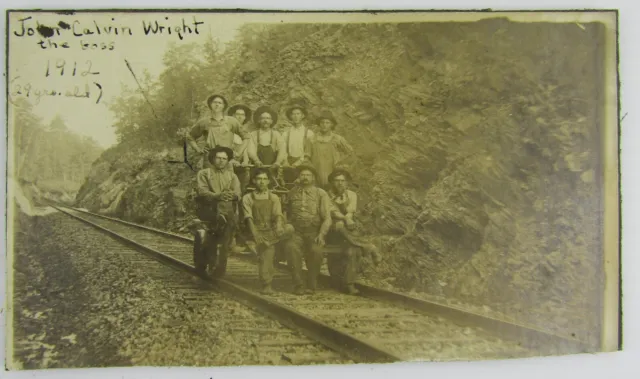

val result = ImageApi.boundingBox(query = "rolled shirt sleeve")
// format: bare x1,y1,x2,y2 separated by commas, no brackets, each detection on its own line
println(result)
346,191,358,215
274,130,287,164
318,188,333,236
247,133,260,163
187,120,205,144
271,193,284,219
231,174,242,198
337,135,354,154
242,193,254,220
196,169,214,197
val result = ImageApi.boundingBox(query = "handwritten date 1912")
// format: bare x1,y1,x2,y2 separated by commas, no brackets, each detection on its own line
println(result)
45,60,99,77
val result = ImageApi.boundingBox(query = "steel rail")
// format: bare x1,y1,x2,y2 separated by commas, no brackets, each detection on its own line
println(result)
61,205,592,354
52,205,402,363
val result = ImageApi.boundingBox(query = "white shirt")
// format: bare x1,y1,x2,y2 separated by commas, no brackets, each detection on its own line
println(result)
285,125,314,159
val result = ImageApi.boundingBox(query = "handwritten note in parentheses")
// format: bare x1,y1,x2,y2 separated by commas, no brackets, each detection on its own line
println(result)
9,13,206,107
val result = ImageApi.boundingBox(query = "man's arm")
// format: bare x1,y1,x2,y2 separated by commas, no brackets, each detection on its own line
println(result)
247,135,261,164
318,189,333,238
230,174,242,200
301,134,313,164
345,191,357,218
271,194,285,228
187,121,204,153
274,131,287,166
197,169,219,199
336,135,354,165
242,194,259,240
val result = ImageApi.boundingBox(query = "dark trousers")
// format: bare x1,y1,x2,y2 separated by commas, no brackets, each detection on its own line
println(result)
326,247,359,287
194,196,237,276
257,245,276,286
283,226,324,290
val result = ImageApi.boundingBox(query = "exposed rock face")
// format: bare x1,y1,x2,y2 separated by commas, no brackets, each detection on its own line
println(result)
76,19,606,344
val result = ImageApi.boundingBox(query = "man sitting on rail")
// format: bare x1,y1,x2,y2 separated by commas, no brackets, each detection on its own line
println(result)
194,146,242,278
326,169,382,295
242,168,294,294
283,165,332,295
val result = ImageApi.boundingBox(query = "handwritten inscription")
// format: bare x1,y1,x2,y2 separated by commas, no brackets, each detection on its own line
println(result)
10,79,104,105
13,15,206,50
10,13,204,107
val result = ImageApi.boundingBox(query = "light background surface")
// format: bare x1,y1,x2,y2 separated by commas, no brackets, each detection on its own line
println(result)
1,0,636,378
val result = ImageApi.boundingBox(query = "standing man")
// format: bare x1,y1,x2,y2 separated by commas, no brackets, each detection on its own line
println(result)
194,146,241,278
326,169,381,295
242,168,293,294
282,105,314,183
227,104,253,192
283,165,332,295
307,111,354,188
247,106,287,186
187,94,250,170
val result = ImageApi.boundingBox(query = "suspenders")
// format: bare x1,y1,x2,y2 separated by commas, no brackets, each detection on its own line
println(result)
286,126,308,157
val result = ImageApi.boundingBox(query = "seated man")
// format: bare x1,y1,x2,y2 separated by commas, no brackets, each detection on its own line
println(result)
242,168,294,294
282,165,332,295
194,146,241,278
326,169,382,295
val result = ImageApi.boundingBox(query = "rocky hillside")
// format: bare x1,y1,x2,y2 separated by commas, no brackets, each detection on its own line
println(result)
76,19,606,348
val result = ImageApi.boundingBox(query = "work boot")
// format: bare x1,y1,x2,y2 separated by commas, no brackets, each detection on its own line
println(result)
363,243,382,265
260,284,274,295
293,286,306,296
304,288,316,295
345,284,360,295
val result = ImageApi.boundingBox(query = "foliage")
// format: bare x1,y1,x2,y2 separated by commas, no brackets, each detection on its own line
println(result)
81,19,607,346
11,99,103,194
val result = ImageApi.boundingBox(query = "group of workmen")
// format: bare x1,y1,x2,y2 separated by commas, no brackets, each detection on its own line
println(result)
189,94,380,296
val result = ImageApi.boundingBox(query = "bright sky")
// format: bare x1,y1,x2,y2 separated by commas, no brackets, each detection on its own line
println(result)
8,11,246,148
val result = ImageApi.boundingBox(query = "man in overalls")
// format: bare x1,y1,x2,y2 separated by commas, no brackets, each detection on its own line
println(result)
281,105,314,183
194,146,241,278
186,94,249,170
242,168,294,294
307,111,354,189
283,165,332,295
326,169,382,295
247,106,287,187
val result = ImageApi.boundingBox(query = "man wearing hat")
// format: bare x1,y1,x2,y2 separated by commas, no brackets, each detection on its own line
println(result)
307,110,354,188
247,106,287,174
242,168,294,294
228,103,253,129
227,104,254,191
281,104,314,183
194,145,242,278
187,94,250,170
282,165,333,295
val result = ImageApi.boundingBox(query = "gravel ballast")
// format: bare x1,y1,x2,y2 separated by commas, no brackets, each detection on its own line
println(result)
10,209,349,368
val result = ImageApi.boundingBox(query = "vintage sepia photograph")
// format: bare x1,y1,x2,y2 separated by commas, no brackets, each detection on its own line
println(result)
5,9,620,369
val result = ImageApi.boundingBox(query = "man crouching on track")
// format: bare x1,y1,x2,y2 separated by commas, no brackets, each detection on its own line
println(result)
283,165,332,295
326,169,382,295
194,146,241,278
242,168,294,294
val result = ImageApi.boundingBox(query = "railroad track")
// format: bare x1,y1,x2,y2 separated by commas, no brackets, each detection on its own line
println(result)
52,205,590,362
